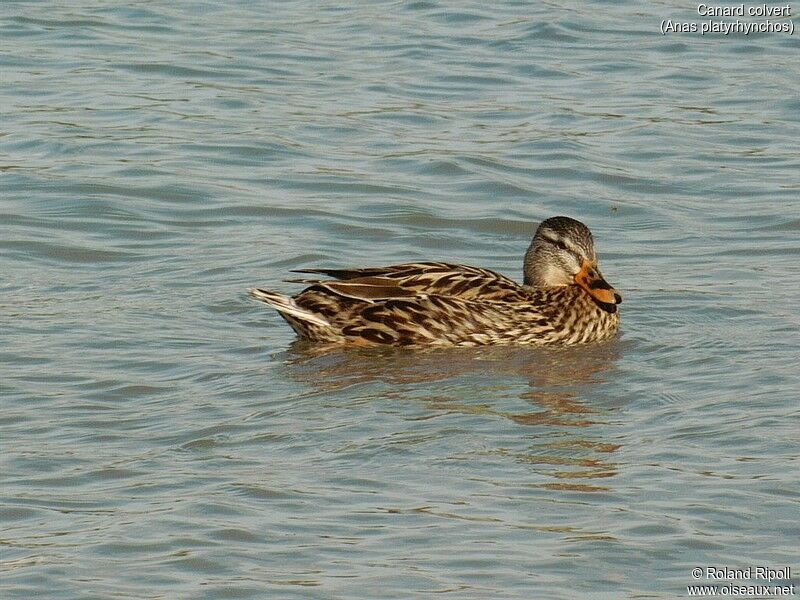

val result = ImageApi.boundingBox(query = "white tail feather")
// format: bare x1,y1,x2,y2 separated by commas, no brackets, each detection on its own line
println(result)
249,288,330,327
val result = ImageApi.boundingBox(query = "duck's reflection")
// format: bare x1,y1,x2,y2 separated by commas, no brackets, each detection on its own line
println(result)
276,339,626,492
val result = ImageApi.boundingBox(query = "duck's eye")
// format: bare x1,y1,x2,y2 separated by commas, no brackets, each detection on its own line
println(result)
553,239,568,251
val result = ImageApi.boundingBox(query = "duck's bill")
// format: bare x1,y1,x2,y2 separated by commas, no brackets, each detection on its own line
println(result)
575,260,622,305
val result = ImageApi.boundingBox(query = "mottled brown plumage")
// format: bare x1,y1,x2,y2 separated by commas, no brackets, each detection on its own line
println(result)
250,216,621,347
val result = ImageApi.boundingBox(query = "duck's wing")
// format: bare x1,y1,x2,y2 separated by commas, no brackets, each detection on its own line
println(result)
255,263,557,345
336,294,556,347
292,262,525,302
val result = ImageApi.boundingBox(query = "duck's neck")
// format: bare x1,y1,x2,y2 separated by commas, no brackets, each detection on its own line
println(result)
523,242,571,288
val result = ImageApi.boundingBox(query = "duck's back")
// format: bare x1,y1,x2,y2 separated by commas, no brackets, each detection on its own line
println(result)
293,262,526,304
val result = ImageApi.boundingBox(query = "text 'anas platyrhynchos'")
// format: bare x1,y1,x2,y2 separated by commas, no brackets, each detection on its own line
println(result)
250,216,621,347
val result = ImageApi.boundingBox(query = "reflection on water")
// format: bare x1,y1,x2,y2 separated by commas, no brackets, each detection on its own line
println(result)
280,340,625,492
280,337,623,391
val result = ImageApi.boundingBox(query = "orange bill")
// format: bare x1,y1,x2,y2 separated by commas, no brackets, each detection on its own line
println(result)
574,260,622,305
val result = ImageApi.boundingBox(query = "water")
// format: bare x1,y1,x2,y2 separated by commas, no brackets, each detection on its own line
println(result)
2,1,798,598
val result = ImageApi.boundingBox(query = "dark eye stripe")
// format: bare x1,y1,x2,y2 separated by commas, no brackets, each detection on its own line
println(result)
545,236,574,254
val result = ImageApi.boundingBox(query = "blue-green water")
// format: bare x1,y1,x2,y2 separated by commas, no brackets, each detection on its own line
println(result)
2,2,798,598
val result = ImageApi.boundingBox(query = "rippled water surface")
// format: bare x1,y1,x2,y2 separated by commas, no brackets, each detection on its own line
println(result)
2,1,799,598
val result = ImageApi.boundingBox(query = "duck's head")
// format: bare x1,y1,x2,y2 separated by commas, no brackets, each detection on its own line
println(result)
523,216,622,307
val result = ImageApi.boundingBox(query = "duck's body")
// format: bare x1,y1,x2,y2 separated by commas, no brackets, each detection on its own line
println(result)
250,217,621,347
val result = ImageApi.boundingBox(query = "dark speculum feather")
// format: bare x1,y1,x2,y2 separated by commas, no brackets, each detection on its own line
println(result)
323,280,417,300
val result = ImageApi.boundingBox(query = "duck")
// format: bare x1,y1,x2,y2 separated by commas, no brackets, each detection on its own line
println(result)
249,216,621,347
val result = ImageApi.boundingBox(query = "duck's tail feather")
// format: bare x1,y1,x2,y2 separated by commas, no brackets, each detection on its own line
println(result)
249,288,330,328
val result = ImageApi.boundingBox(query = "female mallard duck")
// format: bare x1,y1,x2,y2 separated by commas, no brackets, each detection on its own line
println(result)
250,216,621,347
